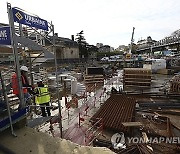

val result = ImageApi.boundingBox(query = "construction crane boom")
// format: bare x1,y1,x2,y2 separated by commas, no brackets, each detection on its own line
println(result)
129,27,135,54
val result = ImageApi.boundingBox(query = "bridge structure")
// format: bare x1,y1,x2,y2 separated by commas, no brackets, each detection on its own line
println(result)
136,35,180,53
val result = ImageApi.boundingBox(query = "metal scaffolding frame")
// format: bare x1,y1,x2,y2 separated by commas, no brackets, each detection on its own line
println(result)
0,71,16,136
2,2,63,137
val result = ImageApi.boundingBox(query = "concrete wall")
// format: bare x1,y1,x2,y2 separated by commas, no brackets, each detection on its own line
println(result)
56,46,79,59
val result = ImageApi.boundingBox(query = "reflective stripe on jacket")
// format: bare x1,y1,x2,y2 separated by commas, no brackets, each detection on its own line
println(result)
12,73,28,95
35,85,50,104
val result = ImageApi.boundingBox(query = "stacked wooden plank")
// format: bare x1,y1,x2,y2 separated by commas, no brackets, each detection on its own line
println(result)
84,75,104,85
84,67,104,85
123,68,152,88
170,75,180,93
90,94,136,133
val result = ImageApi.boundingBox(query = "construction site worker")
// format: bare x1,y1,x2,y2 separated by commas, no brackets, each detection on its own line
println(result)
12,66,32,109
111,87,118,94
35,80,51,117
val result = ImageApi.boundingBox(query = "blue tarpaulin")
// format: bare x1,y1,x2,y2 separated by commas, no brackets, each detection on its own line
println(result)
0,107,28,131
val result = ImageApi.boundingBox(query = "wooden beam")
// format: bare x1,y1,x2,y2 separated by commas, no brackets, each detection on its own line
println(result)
122,122,143,127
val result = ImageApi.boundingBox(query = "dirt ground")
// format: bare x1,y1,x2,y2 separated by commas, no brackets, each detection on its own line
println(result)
0,127,114,154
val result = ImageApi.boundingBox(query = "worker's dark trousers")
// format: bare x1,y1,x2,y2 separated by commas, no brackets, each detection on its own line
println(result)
40,102,51,117
17,93,31,110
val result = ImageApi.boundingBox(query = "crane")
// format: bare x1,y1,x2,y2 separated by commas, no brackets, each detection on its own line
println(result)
129,27,135,54
126,27,135,59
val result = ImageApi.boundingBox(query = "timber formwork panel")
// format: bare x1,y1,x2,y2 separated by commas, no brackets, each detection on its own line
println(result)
84,75,104,85
123,68,152,88
90,94,136,133
170,75,180,93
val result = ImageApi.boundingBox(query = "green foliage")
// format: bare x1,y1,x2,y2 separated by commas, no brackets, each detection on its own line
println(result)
76,30,88,58
113,50,124,55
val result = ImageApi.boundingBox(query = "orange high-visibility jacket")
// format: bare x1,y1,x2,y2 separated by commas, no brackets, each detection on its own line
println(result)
12,73,28,95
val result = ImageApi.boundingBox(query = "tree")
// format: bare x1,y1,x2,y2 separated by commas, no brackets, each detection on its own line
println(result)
86,44,98,58
76,30,88,58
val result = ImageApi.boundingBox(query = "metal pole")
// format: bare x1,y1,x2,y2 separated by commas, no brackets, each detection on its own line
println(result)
19,24,33,85
150,46,153,57
7,3,25,109
0,71,16,137
19,24,27,66
79,112,81,127
28,52,34,86
129,27,135,54
52,23,63,138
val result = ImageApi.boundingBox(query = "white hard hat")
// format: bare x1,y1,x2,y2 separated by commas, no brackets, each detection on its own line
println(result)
20,66,28,72
37,79,42,83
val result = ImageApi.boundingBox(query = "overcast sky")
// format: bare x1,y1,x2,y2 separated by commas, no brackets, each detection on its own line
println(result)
1,0,180,48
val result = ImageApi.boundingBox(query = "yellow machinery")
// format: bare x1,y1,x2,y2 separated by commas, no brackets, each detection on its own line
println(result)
126,53,132,59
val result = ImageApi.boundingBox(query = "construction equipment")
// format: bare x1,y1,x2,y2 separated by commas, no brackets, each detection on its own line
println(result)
129,27,135,54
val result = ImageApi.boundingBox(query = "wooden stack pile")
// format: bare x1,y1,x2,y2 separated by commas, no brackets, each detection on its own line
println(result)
84,75,104,85
123,68,152,88
90,94,136,133
170,75,180,94
84,67,104,86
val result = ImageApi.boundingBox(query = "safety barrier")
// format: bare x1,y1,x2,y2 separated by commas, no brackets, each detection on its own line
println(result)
0,107,28,132
46,84,108,142
25,76,115,141
63,117,103,145
85,118,104,145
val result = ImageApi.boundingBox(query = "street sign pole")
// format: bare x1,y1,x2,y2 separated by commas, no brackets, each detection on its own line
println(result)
52,23,63,138
7,3,25,108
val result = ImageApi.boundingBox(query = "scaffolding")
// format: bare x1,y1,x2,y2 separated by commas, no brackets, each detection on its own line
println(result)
0,3,63,137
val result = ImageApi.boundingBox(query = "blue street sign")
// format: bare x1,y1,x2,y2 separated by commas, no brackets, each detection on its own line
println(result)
12,8,48,31
0,27,11,45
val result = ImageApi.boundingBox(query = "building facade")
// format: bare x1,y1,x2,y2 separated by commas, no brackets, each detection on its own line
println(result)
47,35,79,59
137,36,156,49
